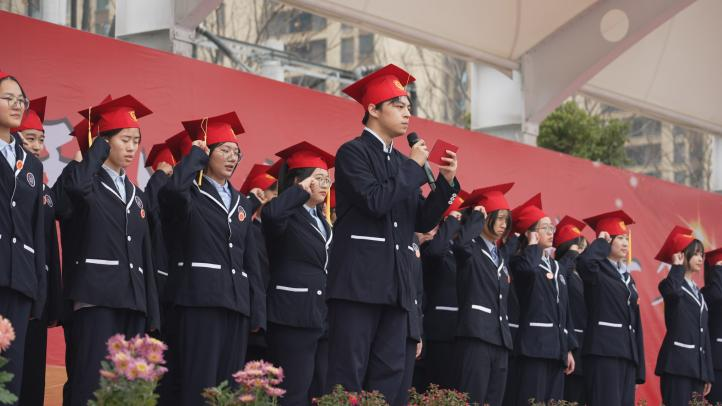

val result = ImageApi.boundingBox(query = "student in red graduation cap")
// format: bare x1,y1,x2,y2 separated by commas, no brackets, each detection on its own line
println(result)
144,141,176,299
552,216,588,404
450,184,515,405
415,189,467,391
327,64,460,405
63,94,160,405
654,227,713,405
508,194,575,406
576,210,645,406
50,94,112,406
702,247,722,403
158,112,265,406
0,71,46,402
12,95,63,406
240,162,279,364
260,141,334,405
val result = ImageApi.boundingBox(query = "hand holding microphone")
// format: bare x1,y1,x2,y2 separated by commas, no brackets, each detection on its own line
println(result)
407,132,436,191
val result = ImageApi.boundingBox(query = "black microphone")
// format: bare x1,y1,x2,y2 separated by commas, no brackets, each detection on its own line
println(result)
407,132,436,191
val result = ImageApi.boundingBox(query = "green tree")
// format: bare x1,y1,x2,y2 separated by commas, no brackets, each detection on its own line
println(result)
537,101,629,167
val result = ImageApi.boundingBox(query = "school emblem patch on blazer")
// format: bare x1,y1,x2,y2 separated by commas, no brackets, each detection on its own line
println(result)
238,205,246,222
44,193,53,207
134,195,143,210
26,172,35,187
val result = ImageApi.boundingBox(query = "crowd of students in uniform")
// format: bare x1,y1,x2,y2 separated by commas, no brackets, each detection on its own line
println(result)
0,64,720,406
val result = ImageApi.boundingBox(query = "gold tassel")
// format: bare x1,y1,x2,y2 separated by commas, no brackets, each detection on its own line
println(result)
87,107,93,148
627,228,633,264
324,186,332,225
197,117,208,186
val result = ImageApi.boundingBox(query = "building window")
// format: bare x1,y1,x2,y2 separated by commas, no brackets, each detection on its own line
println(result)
630,117,661,137
674,171,688,184
289,75,326,92
289,12,326,33
288,39,327,64
626,144,661,166
358,34,374,64
673,142,686,164
341,38,355,64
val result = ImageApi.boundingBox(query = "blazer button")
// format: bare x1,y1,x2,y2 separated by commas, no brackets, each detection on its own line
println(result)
701,328,704,332
498,316,502,321
129,263,134,269
414,299,418,305
229,242,233,248
232,269,236,275
395,244,399,250
317,290,322,295
11,201,15,207
12,237,16,243
628,325,631,330
127,236,132,241
393,222,398,228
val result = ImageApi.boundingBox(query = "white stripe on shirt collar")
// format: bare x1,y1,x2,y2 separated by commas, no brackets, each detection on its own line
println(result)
364,127,393,154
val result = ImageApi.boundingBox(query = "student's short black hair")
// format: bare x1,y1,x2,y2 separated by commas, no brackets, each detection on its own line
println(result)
361,96,409,125
515,221,539,256
279,165,316,194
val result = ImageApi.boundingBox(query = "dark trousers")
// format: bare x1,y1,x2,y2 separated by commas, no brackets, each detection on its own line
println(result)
69,306,146,406
513,356,564,406
584,355,636,406
661,374,704,406
502,354,518,406
454,338,508,406
61,311,73,406
707,370,722,403
0,287,32,402
423,340,456,390
563,374,585,404
19,318,49,406
267,323,326,406
395,338,418,405
157,304,180,406
176,306,249,406
326,300,408,406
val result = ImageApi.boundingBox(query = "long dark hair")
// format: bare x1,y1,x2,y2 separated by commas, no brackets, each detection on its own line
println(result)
515,221,539,256
555,236,585,260
277,161,315,194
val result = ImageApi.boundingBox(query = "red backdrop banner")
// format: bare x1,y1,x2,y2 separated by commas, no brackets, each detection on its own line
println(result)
2,11,721,404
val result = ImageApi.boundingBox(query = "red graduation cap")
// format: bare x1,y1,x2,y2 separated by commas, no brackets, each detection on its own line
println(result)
511,193,546,234
460,182,514,213
275,141,335,170
240,164,277,195
342,64,416,108
267,159,283,178
553,215,586,248
13,96,47,132
0,71,9,80
182,112,244,146
706,247,722,266
654,226,696,264
78,94,152,134
443,190,470,218
70,94,113,154
166,130,193,161
145,143,175,171
583,210,634,236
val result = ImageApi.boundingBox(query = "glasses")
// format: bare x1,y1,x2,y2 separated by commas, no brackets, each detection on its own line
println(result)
312,175,332,188
215,146,242,160
536,225,556,234
0,95,30,110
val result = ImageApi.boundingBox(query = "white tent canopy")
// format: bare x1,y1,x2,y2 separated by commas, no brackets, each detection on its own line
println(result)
281,0,722,135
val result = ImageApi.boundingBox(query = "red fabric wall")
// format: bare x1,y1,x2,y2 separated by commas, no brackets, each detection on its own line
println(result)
3,11,722,404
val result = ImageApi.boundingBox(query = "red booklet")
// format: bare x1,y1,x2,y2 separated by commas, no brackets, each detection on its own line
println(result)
428,139,459,166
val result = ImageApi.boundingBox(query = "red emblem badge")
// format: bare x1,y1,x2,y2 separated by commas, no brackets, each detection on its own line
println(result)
140,209,146,219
